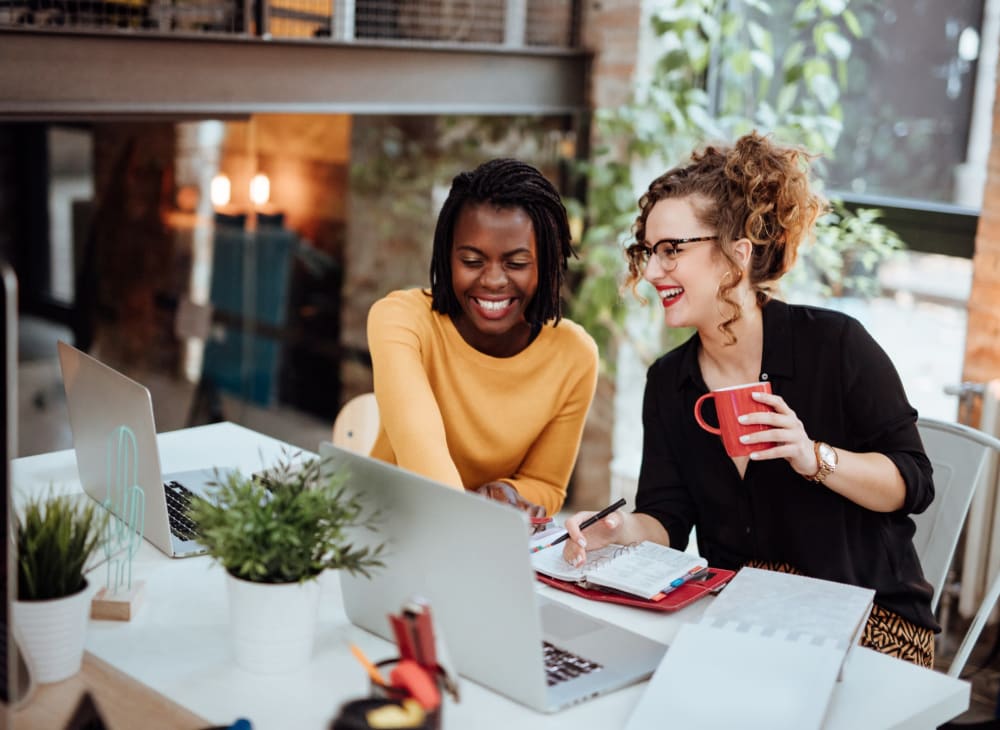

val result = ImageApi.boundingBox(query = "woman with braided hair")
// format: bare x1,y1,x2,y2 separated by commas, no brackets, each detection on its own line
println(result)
561,132,938,667
367,158,598,517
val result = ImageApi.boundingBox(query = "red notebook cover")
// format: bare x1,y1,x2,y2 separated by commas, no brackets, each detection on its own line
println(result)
536,567,735,612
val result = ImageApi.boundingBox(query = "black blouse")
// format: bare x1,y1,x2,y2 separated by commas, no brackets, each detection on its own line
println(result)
635,299,938,631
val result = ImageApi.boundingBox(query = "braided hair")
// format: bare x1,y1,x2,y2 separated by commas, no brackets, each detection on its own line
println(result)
430,158,575,327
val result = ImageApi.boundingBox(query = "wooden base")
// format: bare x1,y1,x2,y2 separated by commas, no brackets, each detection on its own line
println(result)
90,581,145,622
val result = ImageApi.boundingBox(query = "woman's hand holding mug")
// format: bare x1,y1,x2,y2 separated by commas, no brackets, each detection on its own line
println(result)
693,381,777,457
734,389,818,475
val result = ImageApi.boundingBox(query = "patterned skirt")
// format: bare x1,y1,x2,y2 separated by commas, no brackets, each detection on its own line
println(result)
743,560,934,669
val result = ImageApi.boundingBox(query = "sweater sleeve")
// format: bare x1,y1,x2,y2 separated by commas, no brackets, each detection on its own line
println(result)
500,337,599,516
367,293,465,490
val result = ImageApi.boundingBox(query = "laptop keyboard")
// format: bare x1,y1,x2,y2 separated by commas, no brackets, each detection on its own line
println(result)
542,641,603,686
164,481,202,541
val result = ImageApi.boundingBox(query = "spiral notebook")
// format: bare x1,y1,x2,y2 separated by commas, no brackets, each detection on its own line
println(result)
531,541,709,600
625,568,876,730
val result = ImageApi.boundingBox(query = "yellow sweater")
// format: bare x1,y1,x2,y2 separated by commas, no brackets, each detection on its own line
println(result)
367,288,599,515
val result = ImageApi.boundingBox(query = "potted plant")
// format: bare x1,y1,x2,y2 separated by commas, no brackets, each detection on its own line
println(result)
189,451,384,674
13,492,106,683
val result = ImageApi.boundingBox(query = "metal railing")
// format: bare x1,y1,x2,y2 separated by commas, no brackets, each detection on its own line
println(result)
0,0,579,48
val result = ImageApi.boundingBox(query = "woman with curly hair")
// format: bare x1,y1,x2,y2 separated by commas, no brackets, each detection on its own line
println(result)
561,132,938,667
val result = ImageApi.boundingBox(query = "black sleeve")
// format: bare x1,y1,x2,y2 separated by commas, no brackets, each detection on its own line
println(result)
840,317,934,514
634,364,698,550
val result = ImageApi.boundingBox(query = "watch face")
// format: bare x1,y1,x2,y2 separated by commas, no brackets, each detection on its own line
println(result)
819,443,837,466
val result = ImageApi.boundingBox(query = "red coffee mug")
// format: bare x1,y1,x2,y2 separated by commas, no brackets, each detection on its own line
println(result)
693,382,776,458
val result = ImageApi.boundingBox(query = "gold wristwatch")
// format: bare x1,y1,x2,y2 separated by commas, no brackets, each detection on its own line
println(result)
809,441,838,484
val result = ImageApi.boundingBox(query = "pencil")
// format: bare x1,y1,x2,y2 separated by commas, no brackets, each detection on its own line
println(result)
531,497,627,553
350,643,389,686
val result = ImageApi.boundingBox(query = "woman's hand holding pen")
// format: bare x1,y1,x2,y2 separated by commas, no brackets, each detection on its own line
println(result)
561,509,624,567
562,510,672,567
736,390,817,476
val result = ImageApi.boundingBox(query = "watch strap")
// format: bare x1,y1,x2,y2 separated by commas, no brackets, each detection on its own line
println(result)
808,440,835,484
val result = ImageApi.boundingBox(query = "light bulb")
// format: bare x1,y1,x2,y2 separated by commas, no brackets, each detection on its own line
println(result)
249,173,270,207
210,174,231,208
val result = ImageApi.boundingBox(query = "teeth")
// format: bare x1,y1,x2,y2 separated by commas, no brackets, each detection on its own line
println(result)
659,287,683,300
476,298,512,311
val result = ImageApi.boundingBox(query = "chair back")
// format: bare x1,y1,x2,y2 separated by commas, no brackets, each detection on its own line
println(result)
913,418,1000,612
331,393,380,456
947,565,1000,677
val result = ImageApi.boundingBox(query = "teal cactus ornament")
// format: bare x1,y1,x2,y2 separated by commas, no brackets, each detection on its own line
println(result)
93,425,146,620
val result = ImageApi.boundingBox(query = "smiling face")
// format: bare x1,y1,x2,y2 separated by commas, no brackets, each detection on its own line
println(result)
642,195,731,331
449,202,539,357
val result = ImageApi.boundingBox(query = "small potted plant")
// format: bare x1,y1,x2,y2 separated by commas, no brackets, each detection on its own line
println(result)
13,492,107,683
189,451,384,674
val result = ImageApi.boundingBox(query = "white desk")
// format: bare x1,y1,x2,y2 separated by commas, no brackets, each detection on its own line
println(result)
13,422,970,729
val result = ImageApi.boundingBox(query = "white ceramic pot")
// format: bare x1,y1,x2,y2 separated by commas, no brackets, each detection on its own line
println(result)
12,581,91,684
225,572,321,674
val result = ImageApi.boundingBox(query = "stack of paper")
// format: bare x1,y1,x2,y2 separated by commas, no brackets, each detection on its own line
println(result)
625,568,875,730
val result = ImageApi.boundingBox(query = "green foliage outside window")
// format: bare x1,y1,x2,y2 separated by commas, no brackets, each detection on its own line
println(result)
566,0,904,365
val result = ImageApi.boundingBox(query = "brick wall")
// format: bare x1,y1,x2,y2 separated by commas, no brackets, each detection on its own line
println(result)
963,56,1000,419
580,0,642,109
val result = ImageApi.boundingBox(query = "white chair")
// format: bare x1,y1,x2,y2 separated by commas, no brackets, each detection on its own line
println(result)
946,566,1000,677
331,392,380,455
913,418,1000,613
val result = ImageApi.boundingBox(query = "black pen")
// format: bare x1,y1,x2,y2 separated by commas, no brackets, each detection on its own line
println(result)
531,497,627,553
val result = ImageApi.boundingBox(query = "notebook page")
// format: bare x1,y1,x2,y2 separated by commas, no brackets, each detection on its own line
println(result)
625,620,841,730
702,568,874,650
530,544,622,582
586,542,708,600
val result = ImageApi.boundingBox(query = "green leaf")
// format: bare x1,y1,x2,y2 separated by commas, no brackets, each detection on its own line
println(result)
729,48,752,76
807,73,839,109
794,0,818,23
188,452,386,584
747,21,772,55
16,492,108,600
812,20,838,54
742,0,773,14
782,40,805,70
687,104,724,138
825,31,851,60
750,50,775,77
803,57,832,82
842,9,862,37
776,83,799,114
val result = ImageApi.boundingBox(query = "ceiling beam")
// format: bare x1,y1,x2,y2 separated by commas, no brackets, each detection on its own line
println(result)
0,32,590,120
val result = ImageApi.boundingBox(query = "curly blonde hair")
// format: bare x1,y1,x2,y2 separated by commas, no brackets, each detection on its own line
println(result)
625,132,827,344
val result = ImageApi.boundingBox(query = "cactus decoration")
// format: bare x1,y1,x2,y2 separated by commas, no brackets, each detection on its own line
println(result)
103,426,145,594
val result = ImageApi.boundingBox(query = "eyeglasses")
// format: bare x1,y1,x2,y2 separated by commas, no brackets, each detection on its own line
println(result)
642,236,717,270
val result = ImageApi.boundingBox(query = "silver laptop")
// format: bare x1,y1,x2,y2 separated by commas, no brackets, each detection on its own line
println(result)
321,442,667,713
57,341,227,558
